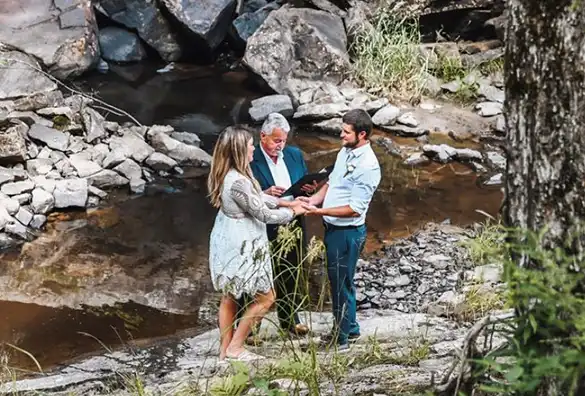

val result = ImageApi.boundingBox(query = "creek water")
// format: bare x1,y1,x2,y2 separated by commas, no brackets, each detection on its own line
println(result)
0,64,503,374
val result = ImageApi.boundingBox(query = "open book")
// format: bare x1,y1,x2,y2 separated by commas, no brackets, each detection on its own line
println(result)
281,165,334,197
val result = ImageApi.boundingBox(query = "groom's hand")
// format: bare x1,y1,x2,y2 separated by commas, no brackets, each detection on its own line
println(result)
301,203,320,216
264,186,285,197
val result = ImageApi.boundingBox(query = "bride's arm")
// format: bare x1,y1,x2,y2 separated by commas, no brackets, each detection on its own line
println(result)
231,179,298,224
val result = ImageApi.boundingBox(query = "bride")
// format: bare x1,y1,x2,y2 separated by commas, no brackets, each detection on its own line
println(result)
207,125,306,361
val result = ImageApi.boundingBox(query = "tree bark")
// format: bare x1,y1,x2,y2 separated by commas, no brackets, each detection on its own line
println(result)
504,1,585,395
504,0,585,256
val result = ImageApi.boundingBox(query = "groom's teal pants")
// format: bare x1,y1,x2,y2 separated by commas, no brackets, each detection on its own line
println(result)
324,222,366,345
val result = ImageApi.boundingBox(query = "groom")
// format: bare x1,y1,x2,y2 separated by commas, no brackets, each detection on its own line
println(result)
236,113,313,336
300,109,381,350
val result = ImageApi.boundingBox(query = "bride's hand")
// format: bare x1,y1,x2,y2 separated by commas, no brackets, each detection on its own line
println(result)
290,201,307,216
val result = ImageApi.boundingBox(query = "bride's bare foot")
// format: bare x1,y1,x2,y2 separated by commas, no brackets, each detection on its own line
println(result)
226,346,245,358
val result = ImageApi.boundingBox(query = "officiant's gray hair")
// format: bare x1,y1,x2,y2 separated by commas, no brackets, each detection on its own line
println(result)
261,113,290,135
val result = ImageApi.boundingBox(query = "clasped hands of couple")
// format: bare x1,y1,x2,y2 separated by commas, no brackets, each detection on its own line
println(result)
264,182,321,217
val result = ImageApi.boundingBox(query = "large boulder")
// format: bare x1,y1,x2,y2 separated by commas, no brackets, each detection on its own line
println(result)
98,26,148,63
230,1,281,48
97,0,182,61
243,6,349,103
0,51,58,101
0,0,100,79
160,0,236,52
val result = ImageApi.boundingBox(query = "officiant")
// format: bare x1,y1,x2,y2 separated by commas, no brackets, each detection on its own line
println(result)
236,113,315,336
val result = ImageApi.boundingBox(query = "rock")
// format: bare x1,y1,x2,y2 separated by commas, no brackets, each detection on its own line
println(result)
15,207,33,226
485,173,503,186
486,151,506,171
145,152,178,171
422,144,457,163
375,137,402,157
494,115,506,134
68,153,103,178
372,105,401,126
248,95,294,122
26,158,53,176
243,6,349,103
421,72,443,96
404,152,430,166
31,188,55,214
311,118,342,135
419,42,461,69
98,26,148,63
477,84,505,103
0,0,100,79
441,80,461,94
27,124,69,151
461,48,503,69
129,178,146,194
12,91,64,112
88,185,108,199
91,144,111,166
0,168,16,186
485,13,506,41
476,102,503,117
474,264,503,284
113,159,143,181
1,181,35,196
454,148,483,162
161,0,235,52
30,214,47,229
53,178,88,208
98,0,182,61
102,149,128,169
87,170,129,189
293,103,349,121
423,254,452,269
32,176,58,194
81,107,107,143
109,131,155,163
0,205,13,231
7,111,52,127
397,112,419,128
148,131,212,166
0,193,20,215
0,51,58,100
231,2,281,47
12,193,31,205
5,219,29,239
0,121,28,164
379,124,428,138
170,132,201,147
37,106,74,119
67,136,87,154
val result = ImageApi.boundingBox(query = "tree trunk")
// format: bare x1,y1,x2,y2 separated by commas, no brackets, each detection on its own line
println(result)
504,0,585,256
504,1,585,395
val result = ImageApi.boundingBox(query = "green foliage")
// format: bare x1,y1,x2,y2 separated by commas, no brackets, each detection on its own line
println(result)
473,229,585,395
461,221,507,266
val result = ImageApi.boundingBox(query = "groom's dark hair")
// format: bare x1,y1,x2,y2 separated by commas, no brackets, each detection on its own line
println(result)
342,109,373,138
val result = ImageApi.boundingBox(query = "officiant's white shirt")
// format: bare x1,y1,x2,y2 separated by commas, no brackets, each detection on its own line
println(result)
260,145,293,201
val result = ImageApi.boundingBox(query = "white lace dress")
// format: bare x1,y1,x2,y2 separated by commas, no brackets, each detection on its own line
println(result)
209,169,295,299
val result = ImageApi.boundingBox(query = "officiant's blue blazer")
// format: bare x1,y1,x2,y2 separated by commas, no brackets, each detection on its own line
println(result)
250,144,308,239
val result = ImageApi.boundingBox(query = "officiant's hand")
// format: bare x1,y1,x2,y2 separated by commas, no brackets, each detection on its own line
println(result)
300,180,319,194
265,186,286,197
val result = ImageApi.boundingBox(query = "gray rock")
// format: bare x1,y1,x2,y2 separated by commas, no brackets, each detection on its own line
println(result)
311,118,343,135
477,84,505,104
145,152,178,171
13,193,32,205
243,6,349,103
170,132,201,147
88,185,108,199
379,124,428,137
81,107,107,143
28,124,69,151
486,151,506,171
494,115,506,134
293,103,349,121
0,192,20,215
0,205,13,231
87,170,129,189
161,0,235,51
54,178,88,208
0,232,17,248
397,112,419,128
0,121,28,164
0,51,58,100
113,159,143,181
102,149,127,169
454,148,483,162
27,143,40,160
98,26,148,63
474,264,503,284
422,144,456,163
476,102,503,117
33,176,56,194
0,167,16,186
485,173,503,186
26,158,53,176
7,110,53,127
148,131,211,166
1,180,35,196
404,153,430,166
30,214,47,229
31,188,55,214
248,95,294,122
441,80,461,93
87,196,100,208
15,207,33,226
372,105,400,126
91,143,111,166
66,136,86,154
5,219,29,239
0,1,99,79
129,177,146,194
109,131,155,163
423,254,452,269
98,0,182,61
231,2,280,47
69,153,102,178
36,106,74,118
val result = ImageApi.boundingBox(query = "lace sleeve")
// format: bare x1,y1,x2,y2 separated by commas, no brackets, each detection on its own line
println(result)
262,193,279,209
230,179,294,224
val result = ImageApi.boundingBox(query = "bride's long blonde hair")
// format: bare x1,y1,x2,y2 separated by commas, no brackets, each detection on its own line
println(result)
207,125,260,208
